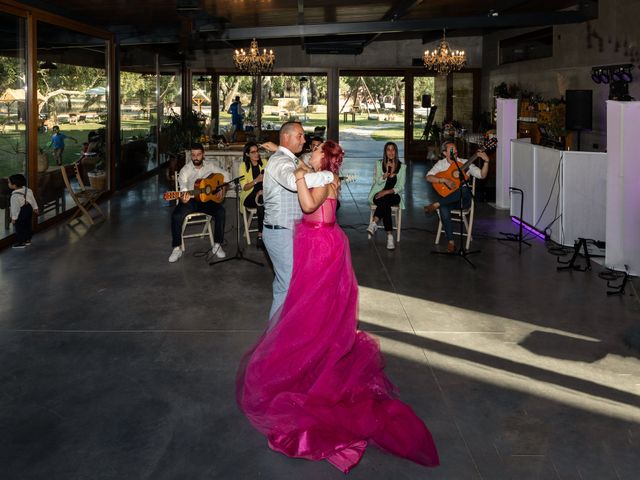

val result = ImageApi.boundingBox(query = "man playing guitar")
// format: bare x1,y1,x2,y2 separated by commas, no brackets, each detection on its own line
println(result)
168,142,230,263
424,140,490,253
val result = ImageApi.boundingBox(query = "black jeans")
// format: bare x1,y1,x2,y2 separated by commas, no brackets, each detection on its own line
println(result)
438,187,471,241
171,199,225,247
373,193,401,232
14,204,33,243
243,188,264,233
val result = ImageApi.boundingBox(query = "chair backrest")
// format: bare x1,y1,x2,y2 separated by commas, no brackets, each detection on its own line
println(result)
73,162,88,190
60,164,80,201
462,177,476,213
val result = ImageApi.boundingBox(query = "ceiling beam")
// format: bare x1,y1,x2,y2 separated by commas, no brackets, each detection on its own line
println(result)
216,7,597,41
382,0,424,21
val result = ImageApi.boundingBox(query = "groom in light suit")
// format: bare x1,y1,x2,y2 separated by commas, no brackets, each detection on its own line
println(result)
261,121,336,318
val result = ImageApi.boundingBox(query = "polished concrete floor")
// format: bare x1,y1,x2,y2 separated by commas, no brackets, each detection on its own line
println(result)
1,137,639,479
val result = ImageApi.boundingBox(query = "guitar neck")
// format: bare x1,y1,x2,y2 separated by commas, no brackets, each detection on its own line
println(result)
164,187,199,200
458,150,484,172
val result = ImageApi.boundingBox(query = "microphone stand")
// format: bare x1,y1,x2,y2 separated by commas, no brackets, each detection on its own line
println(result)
431,149,480,269
209,175,264,267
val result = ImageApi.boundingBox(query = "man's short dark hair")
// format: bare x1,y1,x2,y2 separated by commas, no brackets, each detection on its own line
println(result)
310,136,323,144
190,142,205,152
234,95,240,102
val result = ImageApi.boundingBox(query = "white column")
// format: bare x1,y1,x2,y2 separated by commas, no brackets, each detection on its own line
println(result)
605,101,640,276
495,98,518,209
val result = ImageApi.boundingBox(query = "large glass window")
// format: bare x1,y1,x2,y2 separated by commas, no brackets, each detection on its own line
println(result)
209,74,328,145
261,74,328,139
412,76,435,141
216,75,252,141
0,12,27,241
119,48,181,186
119,70,156,185
339,75,405,151
36,22,108,223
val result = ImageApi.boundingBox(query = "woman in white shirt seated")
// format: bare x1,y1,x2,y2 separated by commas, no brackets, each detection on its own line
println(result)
366,141,406,251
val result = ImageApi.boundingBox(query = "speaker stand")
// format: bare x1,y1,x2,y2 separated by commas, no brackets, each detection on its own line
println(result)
574,129,583,151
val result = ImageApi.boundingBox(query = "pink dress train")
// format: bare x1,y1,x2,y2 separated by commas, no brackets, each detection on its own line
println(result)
237,198,439,472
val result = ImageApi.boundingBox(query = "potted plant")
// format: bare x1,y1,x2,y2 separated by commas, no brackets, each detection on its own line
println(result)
162,110,205,181
85,130,107,190
163,109,206,157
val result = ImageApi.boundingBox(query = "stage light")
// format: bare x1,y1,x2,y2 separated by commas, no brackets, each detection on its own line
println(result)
599,71,610,84
591,68,602,84
614,65,633,82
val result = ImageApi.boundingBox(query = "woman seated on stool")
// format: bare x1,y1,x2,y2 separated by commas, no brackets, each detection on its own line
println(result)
367,141,405,250
239,141,268,249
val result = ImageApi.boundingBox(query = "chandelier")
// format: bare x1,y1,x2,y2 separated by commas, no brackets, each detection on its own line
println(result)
233,38,275,76
423,29,466,76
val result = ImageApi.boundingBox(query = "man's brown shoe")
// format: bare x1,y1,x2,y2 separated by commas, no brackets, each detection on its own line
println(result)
447,241,456,253
424,203,438,215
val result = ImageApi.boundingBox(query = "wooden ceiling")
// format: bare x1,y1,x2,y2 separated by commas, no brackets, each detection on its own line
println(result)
20,0,597,54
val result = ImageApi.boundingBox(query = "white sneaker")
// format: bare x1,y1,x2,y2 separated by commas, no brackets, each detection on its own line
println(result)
367,221,378,238
168,246,183,263
386,233,395,250
213,243,226,258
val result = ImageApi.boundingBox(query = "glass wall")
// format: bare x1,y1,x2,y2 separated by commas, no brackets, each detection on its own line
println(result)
0,12,27,242
261,74,328,138
411,76,435,141
339,74,405,152
216,74,252,141
208,74,328,144
119,47,182,187
119,69,156,185
36,22,108,223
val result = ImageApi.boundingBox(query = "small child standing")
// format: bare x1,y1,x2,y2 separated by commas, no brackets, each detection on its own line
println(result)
49,125,78,165
8,174,39,249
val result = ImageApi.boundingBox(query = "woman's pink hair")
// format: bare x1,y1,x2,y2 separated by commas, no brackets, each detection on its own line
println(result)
320,140,344,174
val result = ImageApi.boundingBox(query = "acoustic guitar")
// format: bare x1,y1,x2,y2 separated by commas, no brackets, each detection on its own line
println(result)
432,138,497,198
163,173,229,203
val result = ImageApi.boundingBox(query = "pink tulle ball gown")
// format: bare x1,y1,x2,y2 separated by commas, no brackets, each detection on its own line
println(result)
237,197,439,473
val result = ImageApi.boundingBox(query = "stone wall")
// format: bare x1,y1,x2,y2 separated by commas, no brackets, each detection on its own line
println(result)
481,0,640,151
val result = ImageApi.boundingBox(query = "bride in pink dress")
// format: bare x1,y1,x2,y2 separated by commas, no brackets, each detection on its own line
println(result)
236,140,439,473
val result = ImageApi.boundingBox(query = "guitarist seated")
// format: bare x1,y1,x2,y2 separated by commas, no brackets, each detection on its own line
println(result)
424,141,490,253
169,142,230,263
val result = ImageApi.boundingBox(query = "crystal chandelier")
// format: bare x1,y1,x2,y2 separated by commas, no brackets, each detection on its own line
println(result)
233,38,275,76
423,29,466,76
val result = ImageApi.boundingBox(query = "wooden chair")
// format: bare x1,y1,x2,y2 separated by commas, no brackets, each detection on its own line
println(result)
242,206,258,245
60,162,105,225
435,177,476,249
368,204,402,242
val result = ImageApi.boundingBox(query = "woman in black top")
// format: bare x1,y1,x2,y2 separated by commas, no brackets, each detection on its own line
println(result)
366,142,406,250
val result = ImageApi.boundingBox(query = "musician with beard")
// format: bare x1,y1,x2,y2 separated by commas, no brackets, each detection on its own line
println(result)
168,143,230,263
424,141,489,253
239,141,268,249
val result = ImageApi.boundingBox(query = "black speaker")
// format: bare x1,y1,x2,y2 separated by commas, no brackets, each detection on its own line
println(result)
421,94,431,108
565,90,592,131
